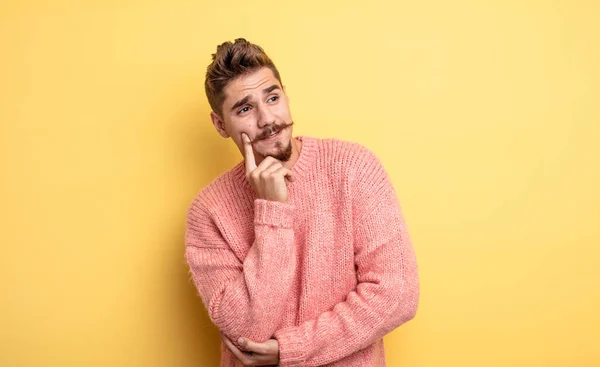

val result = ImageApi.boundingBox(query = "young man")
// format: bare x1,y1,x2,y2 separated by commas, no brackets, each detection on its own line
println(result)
185,38,420,366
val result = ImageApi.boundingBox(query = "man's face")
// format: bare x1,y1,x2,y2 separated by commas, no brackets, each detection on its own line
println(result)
211,67,294,162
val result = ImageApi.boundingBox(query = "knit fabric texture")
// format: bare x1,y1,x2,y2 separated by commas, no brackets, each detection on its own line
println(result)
185,135,420,366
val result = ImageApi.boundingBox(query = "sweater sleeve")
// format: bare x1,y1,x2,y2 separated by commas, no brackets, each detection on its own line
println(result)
185,198,298,348
273,147,420,366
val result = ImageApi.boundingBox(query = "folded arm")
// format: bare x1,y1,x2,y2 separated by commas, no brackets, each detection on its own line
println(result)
185,198,298,347
273,148,420,366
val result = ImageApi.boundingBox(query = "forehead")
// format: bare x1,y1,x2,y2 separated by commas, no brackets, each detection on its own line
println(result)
223,67,281,102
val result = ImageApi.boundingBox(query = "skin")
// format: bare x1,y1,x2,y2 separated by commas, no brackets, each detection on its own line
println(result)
210,67,302,172
222,333,279,367
210,67,304,363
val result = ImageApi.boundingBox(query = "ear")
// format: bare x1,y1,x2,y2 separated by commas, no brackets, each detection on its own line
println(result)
210,111,230,138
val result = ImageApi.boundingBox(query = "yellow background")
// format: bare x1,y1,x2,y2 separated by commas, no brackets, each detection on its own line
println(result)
1,0,599,366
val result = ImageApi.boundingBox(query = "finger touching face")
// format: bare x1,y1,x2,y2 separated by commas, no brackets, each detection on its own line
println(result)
242,133,257,174
217,67,294,159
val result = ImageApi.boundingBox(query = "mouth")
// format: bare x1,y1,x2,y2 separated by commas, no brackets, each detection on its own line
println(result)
260,129,282,142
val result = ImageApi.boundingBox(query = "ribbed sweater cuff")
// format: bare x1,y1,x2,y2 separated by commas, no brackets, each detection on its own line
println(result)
254,199,295,228
274,327,306,366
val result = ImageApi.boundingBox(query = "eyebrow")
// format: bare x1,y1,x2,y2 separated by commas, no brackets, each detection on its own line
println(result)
230,84,281,112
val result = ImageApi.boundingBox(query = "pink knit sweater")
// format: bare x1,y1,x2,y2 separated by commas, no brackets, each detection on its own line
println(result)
185,136,419,366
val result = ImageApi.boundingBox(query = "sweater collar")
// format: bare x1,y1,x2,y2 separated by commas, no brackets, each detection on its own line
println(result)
290,135,317,180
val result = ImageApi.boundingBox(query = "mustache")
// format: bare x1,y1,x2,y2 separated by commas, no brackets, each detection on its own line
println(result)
254,121,294,141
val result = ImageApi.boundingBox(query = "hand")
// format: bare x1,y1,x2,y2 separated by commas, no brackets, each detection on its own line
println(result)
242,133,295,203
221,333,280,366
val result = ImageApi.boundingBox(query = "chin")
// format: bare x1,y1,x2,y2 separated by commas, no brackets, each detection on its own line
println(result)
263,137,293,162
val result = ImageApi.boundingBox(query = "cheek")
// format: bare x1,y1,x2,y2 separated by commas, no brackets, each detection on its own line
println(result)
274,105,290,118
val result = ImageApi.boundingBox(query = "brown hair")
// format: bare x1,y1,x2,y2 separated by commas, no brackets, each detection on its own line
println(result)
205,38,283,117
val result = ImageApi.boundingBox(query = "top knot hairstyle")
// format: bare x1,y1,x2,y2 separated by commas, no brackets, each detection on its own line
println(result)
205,38,283,117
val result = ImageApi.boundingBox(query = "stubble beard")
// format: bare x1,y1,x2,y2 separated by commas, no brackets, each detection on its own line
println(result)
258,122,294,162
268,138,293,162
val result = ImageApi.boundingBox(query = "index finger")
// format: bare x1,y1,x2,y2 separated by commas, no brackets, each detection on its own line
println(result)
242,133,257,174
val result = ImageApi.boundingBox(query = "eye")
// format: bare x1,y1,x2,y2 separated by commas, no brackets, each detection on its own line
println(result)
268,95,279,103
238,106,250,115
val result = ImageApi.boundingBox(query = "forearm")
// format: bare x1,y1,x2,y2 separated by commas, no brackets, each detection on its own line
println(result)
186,199,298,344
273,239,419,366
212,214,297,342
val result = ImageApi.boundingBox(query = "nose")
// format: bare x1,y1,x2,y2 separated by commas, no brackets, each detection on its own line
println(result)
256,104,275,129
